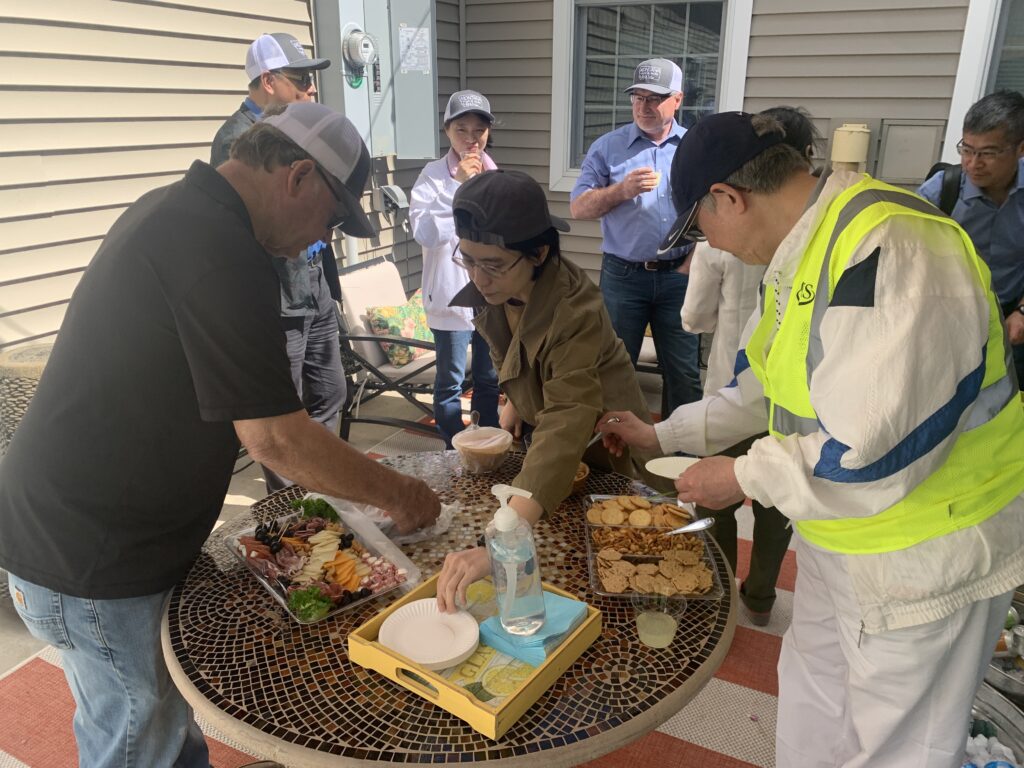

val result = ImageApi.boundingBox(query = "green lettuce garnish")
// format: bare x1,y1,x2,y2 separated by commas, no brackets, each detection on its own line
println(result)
287,585,332,622
290,497,339,523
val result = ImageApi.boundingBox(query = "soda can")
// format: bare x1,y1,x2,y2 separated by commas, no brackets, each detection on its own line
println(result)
1012,624,1024,656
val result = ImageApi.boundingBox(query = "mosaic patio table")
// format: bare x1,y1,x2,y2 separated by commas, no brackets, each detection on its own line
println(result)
163,450,736,766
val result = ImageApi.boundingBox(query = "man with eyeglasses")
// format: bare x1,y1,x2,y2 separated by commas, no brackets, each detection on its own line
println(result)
918,90,1024,389
570,58,701,416
599,110,1024,767
0,101,439,768
212,33,351,491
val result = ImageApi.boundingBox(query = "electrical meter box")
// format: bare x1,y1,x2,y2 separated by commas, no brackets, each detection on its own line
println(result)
313,0,439,160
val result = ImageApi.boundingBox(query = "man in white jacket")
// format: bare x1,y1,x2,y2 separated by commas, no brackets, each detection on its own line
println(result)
600,111,1024,767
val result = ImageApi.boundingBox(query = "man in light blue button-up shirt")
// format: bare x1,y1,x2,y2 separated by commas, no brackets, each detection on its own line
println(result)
918,90,1024,389
570,58,701,413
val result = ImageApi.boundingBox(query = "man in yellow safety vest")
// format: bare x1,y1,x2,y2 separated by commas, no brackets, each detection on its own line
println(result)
598,111,1024,768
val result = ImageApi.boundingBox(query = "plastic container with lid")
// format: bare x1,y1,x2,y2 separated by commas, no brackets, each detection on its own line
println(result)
452,426,513,473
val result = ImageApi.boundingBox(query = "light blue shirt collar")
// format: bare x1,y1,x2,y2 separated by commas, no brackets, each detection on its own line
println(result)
626,120,685,148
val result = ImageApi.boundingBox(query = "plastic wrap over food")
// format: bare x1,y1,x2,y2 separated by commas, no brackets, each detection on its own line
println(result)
306,492,455,551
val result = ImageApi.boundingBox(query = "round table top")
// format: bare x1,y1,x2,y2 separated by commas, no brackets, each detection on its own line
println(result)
164,451,736,766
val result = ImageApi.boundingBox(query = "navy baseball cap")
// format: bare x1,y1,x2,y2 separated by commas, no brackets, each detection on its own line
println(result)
658,112,784,254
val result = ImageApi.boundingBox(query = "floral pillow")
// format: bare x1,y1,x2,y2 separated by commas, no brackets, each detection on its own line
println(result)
365,289,434,367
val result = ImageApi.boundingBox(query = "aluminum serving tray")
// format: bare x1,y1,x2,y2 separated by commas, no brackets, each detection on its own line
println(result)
583,494,724,601
222,511,405,624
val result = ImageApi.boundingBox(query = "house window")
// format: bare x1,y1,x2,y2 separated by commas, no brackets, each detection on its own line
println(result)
571,2,724,167
989,0,1024,91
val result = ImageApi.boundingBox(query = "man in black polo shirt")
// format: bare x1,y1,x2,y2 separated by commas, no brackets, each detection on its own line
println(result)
0,102,439,768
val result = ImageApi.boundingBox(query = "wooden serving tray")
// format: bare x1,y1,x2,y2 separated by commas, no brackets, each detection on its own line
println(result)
349,574,602,739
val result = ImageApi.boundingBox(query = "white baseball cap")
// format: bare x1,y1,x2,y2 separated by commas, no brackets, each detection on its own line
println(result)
245,33,330,82
263,103,376,237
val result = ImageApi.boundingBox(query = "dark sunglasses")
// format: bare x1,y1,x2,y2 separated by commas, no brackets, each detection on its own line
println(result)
314,166,347,230
275,69,315,91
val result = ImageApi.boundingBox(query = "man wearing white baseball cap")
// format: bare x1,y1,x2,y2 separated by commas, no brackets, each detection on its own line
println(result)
212,33,349,494
0,101,438,768
570,57,702,417
211,33,330,165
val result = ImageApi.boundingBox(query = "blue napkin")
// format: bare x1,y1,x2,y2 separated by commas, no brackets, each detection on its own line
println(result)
479,591,589,667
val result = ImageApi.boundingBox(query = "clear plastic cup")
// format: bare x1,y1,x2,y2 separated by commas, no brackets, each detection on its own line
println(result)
631,593,686,649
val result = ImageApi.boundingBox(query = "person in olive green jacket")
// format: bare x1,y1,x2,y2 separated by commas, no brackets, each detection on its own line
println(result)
435,169,658,612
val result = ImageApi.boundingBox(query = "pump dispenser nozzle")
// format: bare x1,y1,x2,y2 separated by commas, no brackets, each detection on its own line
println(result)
491,484,533,532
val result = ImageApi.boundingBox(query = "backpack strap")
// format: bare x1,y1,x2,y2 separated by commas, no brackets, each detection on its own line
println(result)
938,164,962,216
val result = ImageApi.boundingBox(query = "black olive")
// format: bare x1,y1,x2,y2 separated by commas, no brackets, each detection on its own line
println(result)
339,593,352,606
359,587,372,598
270,541,282,554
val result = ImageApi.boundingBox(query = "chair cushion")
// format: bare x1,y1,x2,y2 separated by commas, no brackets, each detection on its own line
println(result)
338,260,409,368
366,289,434,367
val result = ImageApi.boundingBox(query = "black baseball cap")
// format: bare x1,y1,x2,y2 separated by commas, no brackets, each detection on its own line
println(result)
658,112,784,254
453,170,569,249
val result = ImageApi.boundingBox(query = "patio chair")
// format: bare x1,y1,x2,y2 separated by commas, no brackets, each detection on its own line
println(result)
336,256,441,440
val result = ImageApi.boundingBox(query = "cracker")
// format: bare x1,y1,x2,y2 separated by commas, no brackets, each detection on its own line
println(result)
586,506,605,525
601,507,626,526
616,495,636,511
652,575,675,596
659,559,683,578
601,573,628,593
677,550,700,566
597,547,622,561
630,495,652,509
672,571,699,594
636,562,659,575
628,509,652,527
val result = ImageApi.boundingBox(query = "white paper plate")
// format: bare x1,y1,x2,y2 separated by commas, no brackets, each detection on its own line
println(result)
645,456,701,479
377,599,480,671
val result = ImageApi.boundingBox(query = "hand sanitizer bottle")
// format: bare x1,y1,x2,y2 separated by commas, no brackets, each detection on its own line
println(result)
485,484,546,636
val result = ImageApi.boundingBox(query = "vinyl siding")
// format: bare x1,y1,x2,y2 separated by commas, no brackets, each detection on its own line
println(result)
745,0,969,149
463,0,607,281
0,0,317,348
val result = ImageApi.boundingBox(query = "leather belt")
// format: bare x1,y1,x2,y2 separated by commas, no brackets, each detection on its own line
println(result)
604,253,687,272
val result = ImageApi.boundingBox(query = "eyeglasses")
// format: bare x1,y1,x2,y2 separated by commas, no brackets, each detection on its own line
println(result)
452,246,526,278
314,166,347,230
275,69,315,91
681,223,707,243
630,93,670,107
956,139,1014,161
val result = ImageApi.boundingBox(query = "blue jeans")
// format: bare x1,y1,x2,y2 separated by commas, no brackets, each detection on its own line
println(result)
432,328,500,447
600,254,702,413
8,575,209,768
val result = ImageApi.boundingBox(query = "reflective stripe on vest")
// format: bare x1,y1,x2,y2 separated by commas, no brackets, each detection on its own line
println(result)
747,175,1024,554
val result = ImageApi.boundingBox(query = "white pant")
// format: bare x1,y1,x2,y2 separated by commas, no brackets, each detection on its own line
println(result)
776,535,1012,768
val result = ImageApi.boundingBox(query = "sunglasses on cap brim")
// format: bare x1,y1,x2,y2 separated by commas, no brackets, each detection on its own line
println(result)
657,203,705,255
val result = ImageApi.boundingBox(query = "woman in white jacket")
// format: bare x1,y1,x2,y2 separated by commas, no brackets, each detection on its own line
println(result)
409,91,501,446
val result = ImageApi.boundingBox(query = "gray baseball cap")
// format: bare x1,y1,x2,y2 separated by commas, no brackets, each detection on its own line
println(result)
444,90,495,124
263,103,376,238
245,33,330,81
453,170,569,249
624,58,683,95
